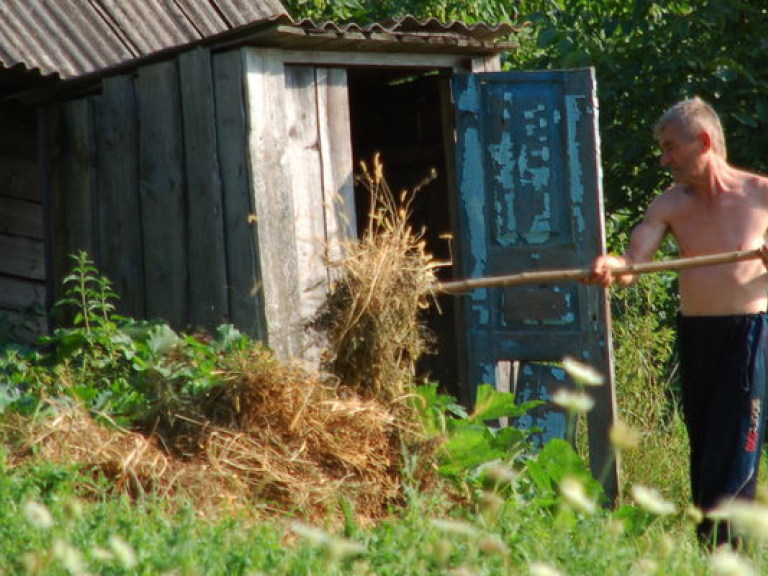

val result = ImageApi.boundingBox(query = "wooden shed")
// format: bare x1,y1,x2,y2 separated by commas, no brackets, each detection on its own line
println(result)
1,2,618,497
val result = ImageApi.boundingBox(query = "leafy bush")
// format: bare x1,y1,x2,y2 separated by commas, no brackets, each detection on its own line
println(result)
0,252,251,427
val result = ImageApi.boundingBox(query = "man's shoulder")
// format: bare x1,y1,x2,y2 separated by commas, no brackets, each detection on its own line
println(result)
650,184,687,209
735,170,768,205
747,172,768,191
641,185,685,225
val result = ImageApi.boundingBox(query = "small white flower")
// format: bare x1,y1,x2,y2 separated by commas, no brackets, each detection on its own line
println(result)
529,561,563,576
108,535,137,569
631,485,676,515
53,538,87,574
552,389,595,413
478,491,505,520
90,547,113,562
478,536,509,557
609,421,641,450
559,477,596,515
562,356,604,386
709,548,757,576
482,461,518,486
710,499,768,541
685,506,704,524
291,522,332,546
326,538,366,563
290,522,364,563
23,500,54,530
429,518,480,538
630,557,658,576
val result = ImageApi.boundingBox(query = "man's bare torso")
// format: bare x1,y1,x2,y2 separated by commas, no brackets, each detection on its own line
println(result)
661,171,768,316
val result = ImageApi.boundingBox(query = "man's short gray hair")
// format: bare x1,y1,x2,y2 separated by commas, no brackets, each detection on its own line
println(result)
653,96,727,158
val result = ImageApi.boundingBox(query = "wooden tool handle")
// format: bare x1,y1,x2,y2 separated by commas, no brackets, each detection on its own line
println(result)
436,248,764,294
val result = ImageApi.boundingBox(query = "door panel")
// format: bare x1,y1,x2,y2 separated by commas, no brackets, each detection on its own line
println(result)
452,68,618,500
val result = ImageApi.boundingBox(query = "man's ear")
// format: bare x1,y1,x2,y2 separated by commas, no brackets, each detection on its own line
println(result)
697,130,713,153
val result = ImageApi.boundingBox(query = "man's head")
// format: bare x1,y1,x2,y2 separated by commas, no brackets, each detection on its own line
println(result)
654,97,726,184
653,96,727,159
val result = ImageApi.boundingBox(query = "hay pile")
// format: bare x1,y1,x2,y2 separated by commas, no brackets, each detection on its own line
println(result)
6,349,414,520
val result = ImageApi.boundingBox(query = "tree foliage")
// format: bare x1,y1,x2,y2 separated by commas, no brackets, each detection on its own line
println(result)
508,0,768,216
284,0,768,221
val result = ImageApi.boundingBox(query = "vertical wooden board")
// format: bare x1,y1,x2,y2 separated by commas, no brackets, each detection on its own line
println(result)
564,69,618,500
284,65,326,329
316,67,356,268
242,48,302,359
43,98,98,314
452,73,497,404
212,49,268,340
98,74,145,319
137,60,187,329
39,103,62,313
179,48,229,330
63,98,98,263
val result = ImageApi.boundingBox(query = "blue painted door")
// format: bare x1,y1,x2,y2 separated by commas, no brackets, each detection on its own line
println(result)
452,68,617,497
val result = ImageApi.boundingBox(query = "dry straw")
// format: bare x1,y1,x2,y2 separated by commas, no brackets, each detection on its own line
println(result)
6,350,409,521
312,153,443,405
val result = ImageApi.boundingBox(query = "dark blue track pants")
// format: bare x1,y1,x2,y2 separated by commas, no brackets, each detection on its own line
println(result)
677,313,768,543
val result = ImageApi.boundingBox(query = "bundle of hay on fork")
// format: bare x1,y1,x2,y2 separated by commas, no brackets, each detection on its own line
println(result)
313,154,445,406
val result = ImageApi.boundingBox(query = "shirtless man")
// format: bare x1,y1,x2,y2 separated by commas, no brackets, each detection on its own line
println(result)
587,97,768,546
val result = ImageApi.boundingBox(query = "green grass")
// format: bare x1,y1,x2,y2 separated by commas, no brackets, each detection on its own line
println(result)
2,437,768,575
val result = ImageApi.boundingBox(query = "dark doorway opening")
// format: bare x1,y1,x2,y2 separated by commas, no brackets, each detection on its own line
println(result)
347,67,460,398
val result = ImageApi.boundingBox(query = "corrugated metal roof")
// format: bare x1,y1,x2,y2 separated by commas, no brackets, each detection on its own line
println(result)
211,15,518,56
0,0,288,80
299,16,516,42
0,2,517,87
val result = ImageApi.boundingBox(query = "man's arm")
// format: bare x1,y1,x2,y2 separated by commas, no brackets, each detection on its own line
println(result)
587,196,670,287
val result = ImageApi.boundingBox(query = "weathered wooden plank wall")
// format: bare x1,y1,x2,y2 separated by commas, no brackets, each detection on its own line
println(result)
242,49,303,358
316,68,357,268
0,102,46,342
41,49,255,339
38,46,357,359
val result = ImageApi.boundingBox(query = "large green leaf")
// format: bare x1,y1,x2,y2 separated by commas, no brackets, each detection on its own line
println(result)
469,384,539,423
147,325,180,355
439,422,506,477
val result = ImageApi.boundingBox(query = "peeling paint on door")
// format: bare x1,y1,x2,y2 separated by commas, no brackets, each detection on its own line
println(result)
452,68,618,500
